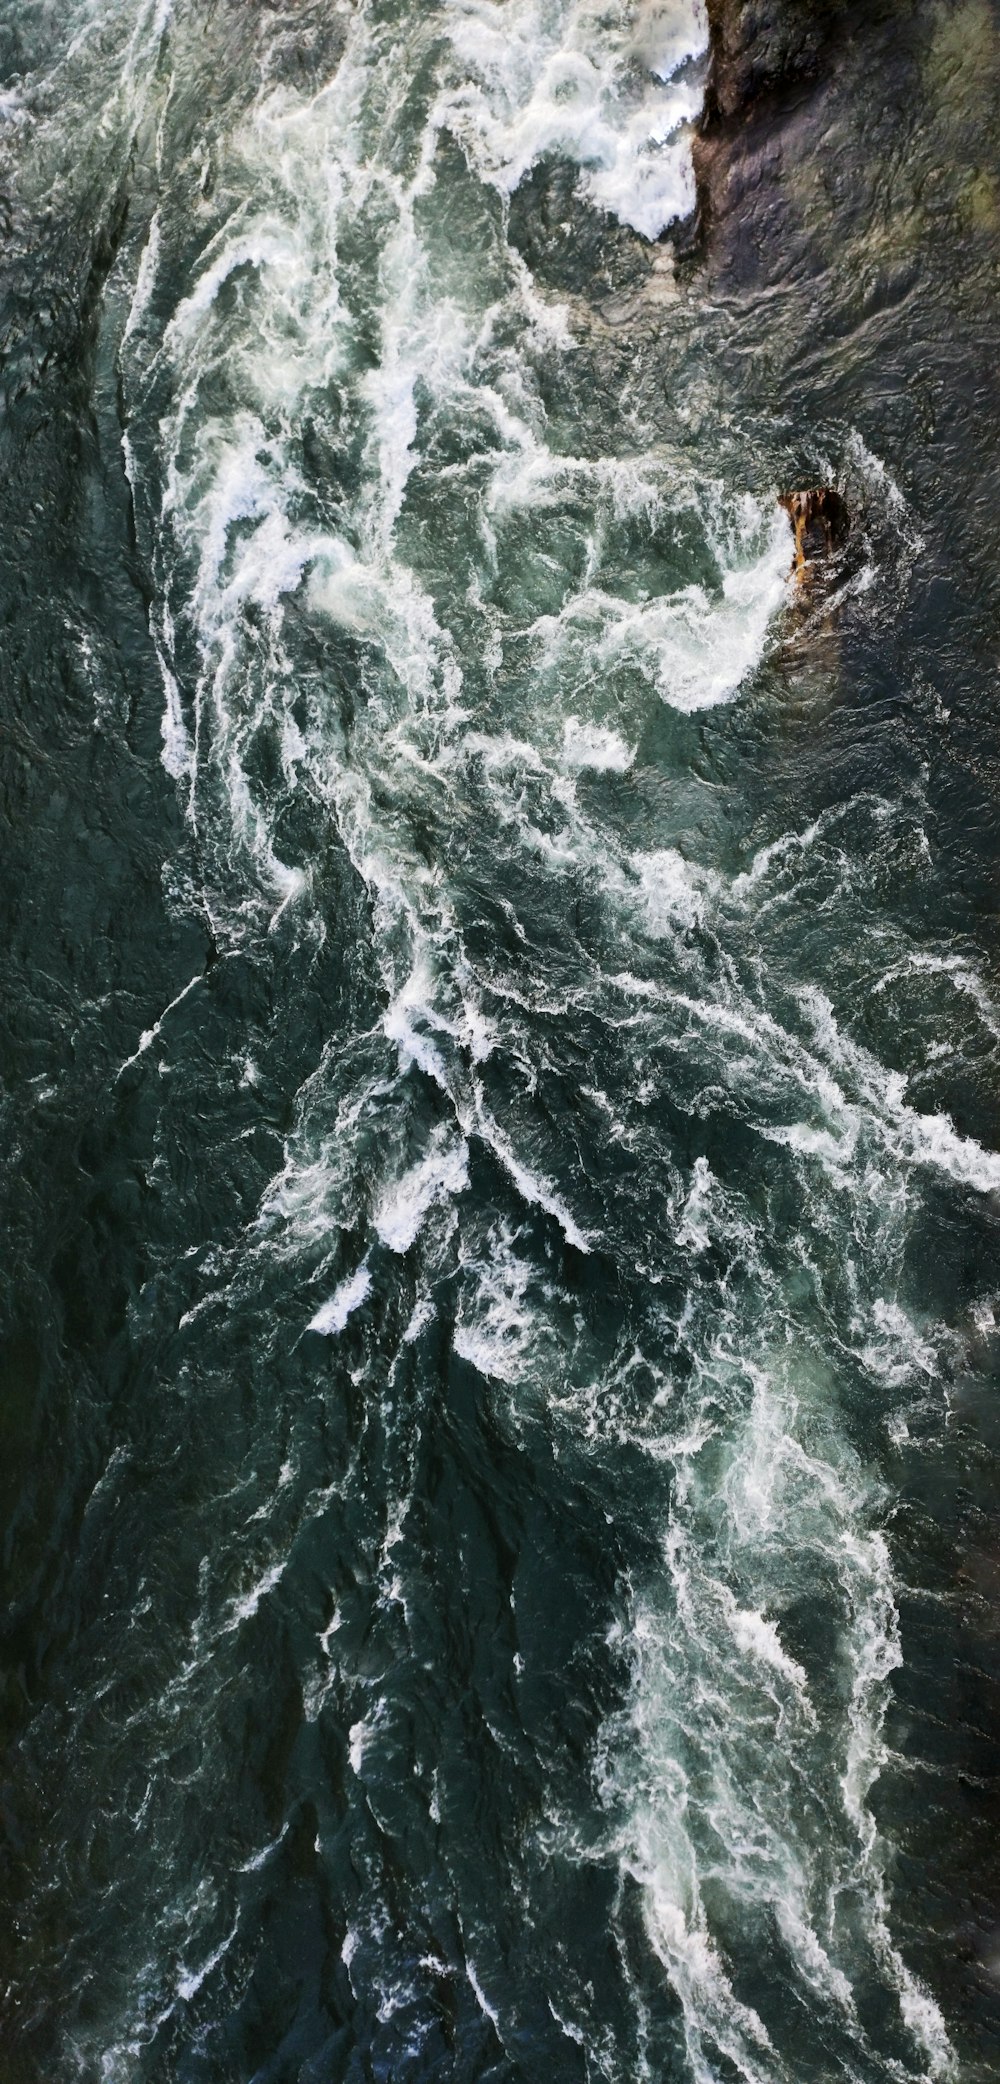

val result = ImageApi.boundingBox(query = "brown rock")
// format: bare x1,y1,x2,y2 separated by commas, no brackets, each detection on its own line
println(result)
690,0,892,253
778,487,850,576
701,0,848,125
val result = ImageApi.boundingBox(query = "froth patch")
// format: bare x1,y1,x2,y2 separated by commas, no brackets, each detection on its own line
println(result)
724,1602,815,1723
561,716,634,772
440,0,707,241
454,1223,547,1383
375,1131,470,1253
631,847,717,935
308,1264,372,1336
597,1340,955,2082
529,497,791,715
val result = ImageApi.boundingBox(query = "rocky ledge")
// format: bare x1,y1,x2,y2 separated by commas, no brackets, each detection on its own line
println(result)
691,0,908,252
700,0,855,125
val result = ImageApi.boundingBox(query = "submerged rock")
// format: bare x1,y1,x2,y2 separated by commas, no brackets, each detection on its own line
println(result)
779,486,850,575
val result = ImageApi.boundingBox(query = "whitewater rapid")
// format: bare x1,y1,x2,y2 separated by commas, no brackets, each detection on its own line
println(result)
4,1,998,2078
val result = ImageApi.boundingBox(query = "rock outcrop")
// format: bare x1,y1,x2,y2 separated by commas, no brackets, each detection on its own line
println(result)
690,0,908,254
779,487,850,576
700,0,850,126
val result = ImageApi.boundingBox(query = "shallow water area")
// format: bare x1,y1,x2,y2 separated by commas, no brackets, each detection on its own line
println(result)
2,1,1000,2080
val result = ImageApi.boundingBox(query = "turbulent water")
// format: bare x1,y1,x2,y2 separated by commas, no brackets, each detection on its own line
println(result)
3,1,1000,2078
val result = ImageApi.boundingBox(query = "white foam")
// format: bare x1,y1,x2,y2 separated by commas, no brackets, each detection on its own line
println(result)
798,985,1000,1195
858,1298,938,1388
725,1602,815,1718
521,499,790,714
607,506,791,711
466,1956,502,2032
115,971,202,1080
632,847,715,935
375,1132,470,1253
561,715,635,771
308,1264,372,1336
175,1916,239,2005
873,948,1000,1045
454,1222,546,1384
221,1557,285,1631
676,1155,713,1253
600,1336,956,2080
402,1296,436,1344
440,0,707,241
473,1087,592,1252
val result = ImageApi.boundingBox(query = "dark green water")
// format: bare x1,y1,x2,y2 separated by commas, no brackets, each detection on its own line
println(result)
2,2,1000,2078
